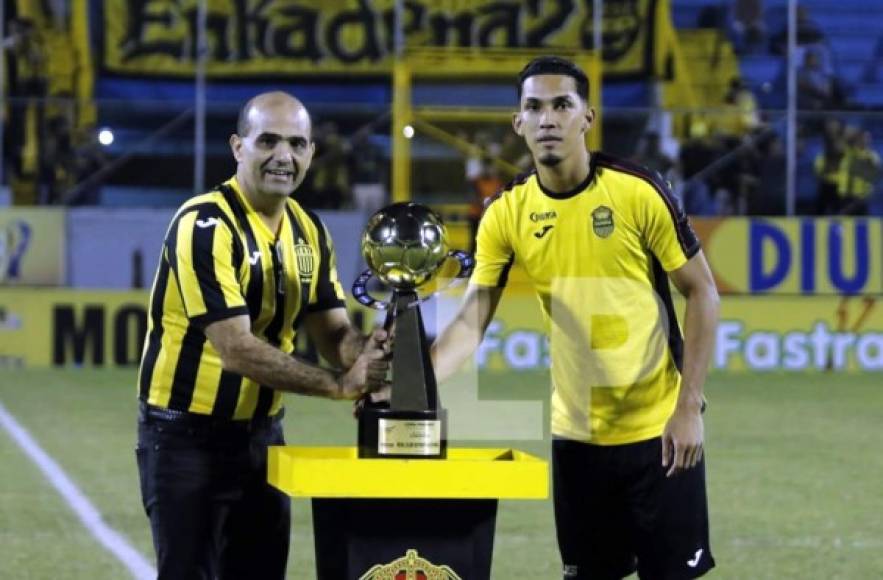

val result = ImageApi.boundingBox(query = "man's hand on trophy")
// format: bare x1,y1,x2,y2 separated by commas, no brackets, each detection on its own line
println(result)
364,328,392,390
352,328,393,414
378,321,394,358
336,329,391,400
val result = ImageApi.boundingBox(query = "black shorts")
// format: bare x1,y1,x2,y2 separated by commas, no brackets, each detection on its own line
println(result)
553,437,715,580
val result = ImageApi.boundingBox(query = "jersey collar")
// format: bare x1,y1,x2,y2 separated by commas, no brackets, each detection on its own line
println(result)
535,153,597,200
226,176,289,241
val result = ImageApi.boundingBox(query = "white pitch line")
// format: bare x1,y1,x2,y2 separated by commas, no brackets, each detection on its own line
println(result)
0,400,155,580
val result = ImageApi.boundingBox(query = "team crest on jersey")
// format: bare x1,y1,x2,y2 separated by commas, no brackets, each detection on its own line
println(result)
294,238,315,283
591,206,614,238
358,549,461,579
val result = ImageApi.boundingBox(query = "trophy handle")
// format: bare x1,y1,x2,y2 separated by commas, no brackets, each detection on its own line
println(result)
351,250,475,310
447,249,476,279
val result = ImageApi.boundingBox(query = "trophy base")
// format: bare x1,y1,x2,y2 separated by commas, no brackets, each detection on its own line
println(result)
358,406,448,459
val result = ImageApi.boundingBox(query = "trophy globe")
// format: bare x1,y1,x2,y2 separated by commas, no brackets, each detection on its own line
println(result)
361,203,449,291
352,202,474,460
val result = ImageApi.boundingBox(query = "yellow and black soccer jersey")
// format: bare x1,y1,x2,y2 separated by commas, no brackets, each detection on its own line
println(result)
473,152,700,445
138,177,346,419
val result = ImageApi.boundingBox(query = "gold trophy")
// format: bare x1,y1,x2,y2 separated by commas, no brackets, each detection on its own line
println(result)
352,203,473,459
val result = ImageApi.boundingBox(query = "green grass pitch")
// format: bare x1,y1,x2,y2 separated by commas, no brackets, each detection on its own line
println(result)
0,369,881,579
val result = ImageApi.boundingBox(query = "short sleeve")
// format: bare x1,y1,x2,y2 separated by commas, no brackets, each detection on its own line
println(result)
640,179,701,272
471,197,515,288
307,219,346,313
167,206,248,326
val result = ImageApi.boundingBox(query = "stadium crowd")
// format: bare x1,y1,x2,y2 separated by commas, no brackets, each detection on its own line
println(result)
2,2,882,216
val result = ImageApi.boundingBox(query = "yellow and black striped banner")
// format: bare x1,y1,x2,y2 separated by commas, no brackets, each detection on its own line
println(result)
100,0,669,78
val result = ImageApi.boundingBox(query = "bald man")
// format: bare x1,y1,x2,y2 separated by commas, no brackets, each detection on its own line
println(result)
136,92,388,579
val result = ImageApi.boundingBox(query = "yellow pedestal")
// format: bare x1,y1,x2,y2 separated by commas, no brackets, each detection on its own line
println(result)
270,446,548,578
268,446,548,499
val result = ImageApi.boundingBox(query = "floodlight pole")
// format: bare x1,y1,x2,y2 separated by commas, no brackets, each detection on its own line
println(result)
0,0,6,193
194,0,207,196
785,0,797,215
394,0,404,57
391,0,411,203
592,0,603,151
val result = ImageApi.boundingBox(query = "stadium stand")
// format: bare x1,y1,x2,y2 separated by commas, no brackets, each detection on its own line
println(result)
2,0,882,213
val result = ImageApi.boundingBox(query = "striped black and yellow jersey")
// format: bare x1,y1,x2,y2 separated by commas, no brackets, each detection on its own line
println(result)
138,177,346,419
473,152,700,445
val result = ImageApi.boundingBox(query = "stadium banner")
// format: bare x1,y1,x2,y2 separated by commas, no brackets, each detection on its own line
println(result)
99,0,667,78
0,289,375,368
437,287,883,373
0,289,148,368
4,288,881,372
0,208,66,286
692,217,883,295
711,295,883,372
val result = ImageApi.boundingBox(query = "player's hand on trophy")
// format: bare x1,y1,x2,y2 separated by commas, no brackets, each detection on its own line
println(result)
336,329,390,400
368,383,391,401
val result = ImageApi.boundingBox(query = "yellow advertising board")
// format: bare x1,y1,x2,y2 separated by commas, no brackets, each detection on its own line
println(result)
7,286,880,372
0,208,66,286
0,289,148,368
101,0,667,77
693,217,883,295
0,289,376,369
710,294,883,372
443,283,883,373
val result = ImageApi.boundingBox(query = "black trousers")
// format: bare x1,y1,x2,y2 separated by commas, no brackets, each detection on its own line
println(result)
136,405,290,580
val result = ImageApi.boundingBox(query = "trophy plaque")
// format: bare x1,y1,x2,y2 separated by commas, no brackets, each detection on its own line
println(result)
352,202,473,459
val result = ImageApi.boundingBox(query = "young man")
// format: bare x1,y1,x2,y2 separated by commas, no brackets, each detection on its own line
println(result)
432,57,720,579
136,91,388,579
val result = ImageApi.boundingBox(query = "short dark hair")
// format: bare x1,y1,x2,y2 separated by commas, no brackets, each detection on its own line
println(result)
517,56,589,102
